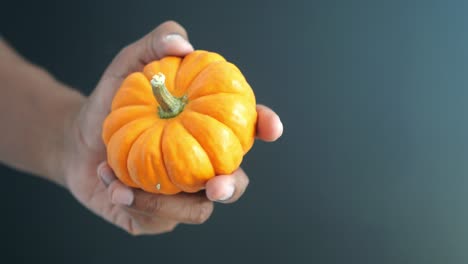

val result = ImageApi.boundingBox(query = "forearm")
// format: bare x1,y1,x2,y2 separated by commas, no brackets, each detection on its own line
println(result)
0,40,85,186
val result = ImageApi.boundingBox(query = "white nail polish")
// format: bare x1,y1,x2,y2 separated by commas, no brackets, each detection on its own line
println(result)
218,184,235,202
164,33,184,42
164,34,193,50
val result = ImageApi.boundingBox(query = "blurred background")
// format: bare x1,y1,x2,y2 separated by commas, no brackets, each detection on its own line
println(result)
2,0,468,263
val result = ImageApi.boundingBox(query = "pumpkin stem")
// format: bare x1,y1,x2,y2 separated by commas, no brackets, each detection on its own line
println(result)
151,73,187,119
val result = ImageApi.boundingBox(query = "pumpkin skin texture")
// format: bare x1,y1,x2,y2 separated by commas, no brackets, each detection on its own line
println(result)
102,50,257,194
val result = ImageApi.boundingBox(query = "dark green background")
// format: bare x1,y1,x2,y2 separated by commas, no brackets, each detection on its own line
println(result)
2,0,468,263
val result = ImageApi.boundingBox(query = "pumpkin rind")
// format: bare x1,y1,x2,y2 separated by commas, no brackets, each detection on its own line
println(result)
187,94,256,153
102,105,156,144
106,116,158,187
127,120,181,194
181,110,243,174
111,73,156,110
162,119,215,193
102,50,257,194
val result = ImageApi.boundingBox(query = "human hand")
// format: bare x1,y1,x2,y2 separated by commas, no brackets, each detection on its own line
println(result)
62,21,283,235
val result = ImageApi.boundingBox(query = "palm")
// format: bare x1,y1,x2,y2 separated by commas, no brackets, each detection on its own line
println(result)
62,23,200,231
66,95,128,228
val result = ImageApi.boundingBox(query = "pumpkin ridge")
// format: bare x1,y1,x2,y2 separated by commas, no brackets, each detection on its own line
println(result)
124,120,159,188
182,110,243,174
186,62,254,101
127,121,161,188
160,120,177,188
174,51,204,92
177,58,226,93
178,118,215,170
184,109,242,153
155,120,173,191
107,116,157,187
188,92,251,103
107,115,157,145
186,94,256,153
158,56,183,95
111,72,157,111
102,105,156,144
163,119,214,190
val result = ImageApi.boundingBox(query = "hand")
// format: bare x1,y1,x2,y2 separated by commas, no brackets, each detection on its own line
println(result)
62,21,283,235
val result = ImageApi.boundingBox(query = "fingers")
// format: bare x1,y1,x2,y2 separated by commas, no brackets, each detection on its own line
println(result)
125,215,179,236
97,162,213,225
205,168,250,204
104,20,193,82
138,21,192,63
111,209,179,236
98,162,134,205
256,104,283,142
130,191,213,224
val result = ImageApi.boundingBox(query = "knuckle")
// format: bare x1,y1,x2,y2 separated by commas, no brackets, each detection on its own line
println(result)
107,181,120,201
142,195,163,214
188,201,213,224
235,172,250,199
124,218,143,236
161,223,178,234
145,33,158,59
127,228,142,236
244,175,250,188
160,20,179,28
118,44,133,58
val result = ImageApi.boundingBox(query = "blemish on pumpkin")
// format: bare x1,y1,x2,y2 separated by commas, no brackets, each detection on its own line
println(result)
156,183,161,190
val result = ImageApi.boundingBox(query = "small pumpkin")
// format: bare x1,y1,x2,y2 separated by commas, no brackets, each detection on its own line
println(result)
102,50,257,194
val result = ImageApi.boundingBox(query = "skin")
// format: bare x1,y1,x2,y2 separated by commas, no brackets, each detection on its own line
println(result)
0,21,283,235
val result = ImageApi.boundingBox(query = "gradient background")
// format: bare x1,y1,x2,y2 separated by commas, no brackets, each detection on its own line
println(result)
2,0,468,263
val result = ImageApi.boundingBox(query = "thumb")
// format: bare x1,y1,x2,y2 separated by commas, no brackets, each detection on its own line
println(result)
79,21,193,152
103,20,193,82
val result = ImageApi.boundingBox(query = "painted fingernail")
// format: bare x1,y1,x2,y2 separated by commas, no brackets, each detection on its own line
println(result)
217,184,235,202
98,165,116,187
164,33,187,42
111,187,134,206
164,33,193,49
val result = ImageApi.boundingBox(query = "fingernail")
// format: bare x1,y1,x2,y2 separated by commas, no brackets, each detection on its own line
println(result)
98,165,116,187
275,115,284,137
164,33,193,50
217,184,235,202
111,187,134,206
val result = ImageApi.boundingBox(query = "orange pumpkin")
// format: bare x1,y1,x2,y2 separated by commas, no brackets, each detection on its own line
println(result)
102,50,257,194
